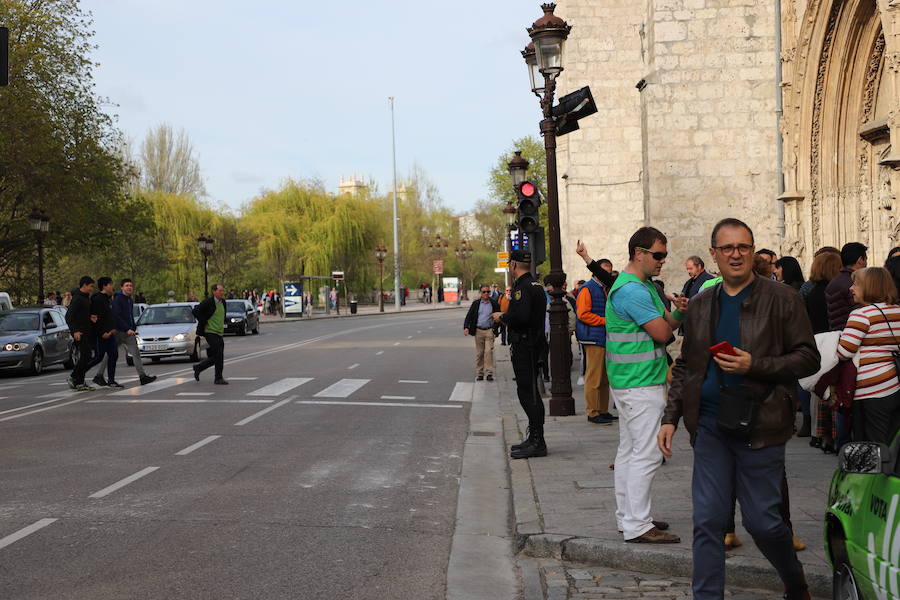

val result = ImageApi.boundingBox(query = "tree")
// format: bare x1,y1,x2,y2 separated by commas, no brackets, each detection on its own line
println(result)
140,123,207,197
487,135,547,205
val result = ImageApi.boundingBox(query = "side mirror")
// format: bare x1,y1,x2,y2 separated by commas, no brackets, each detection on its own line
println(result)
839,442,892,475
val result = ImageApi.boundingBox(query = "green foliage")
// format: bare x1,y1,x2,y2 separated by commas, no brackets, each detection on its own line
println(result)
487,135,547,205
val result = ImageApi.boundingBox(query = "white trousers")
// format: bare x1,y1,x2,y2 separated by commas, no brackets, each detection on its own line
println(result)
612,383,666,540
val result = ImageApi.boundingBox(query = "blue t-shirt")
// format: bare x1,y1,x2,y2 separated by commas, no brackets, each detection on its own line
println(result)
700,285,751,417
609,281,662,326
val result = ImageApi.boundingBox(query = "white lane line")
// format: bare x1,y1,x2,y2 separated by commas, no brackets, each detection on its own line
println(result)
0,518,58,550
88,399,274,404
381,395,416,400
398,380,428,384
110,378,184,396
89,466,159,499
37,389,80,399
375,351,384,356
247,377,312,397
393,342,400,346
0,397,88,422
175,435,221,456
313,378,370,398
0,396,5,400
49,382,68,386
234,396,295,426
177,392,213,396
417,330,422,333
298,400,462,409
448,382,475,403
0,398,64,416
227,377,259,381
407,335,413,339
347,363,360,370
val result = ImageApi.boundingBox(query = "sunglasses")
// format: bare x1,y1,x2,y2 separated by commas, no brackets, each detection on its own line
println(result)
481,290,490,294
636,246,668,261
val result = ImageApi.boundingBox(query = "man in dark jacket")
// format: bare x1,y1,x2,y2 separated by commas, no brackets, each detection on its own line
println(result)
110,278,156,386
825,241,867,331
65,276,97,390
463,285,501,381
657,218,819,600
86,277,120,387
680,255,715,299
193,284,228,384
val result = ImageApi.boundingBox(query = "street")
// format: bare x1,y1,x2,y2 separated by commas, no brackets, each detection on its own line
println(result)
0,308,497,600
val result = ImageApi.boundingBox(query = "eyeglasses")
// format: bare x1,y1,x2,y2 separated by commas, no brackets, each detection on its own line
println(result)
636,247,668,261
713,244,754,256
481,290,490,294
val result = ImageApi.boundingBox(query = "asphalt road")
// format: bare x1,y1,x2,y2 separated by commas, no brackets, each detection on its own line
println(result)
0,308,482,600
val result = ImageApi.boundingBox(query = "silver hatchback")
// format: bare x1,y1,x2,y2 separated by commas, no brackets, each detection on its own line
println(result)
132,303,207,364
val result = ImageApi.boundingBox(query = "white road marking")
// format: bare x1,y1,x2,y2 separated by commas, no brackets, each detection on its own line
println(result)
49,382,69,386
381,395,416,400
313,378,370,398
227,377,259,381
0,397,88,422
247,378,312,397
417,330,422,333
234,396,295,426
347,363,360,370
393,342,400,346
398,380,428,384
449,382,475,403
88,399,274,404
175,435,221,456
177,392,213,396
0,518,58,550
0,398,64,416
407,335,413,339
37,388,80,399
89,466,159,499
375,351,384,356
110,378,184,396
298,400,462,409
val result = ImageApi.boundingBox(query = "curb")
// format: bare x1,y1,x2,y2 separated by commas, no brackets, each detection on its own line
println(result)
495,359,832,599
260,304,464,323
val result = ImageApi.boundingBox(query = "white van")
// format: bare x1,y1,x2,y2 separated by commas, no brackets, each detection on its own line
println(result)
0,293,13,312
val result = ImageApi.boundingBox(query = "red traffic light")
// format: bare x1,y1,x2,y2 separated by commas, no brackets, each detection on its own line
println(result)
519,181,537,197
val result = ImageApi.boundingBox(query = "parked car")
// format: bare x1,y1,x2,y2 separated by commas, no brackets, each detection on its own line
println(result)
0,307,74,375
129,303,206,365
133,302,149,322
224,299,259,336
0,292,13,312
826,435,900,599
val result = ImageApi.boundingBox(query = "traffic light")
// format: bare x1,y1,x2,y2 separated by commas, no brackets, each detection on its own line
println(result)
1,27,8,87
516,180,540,234
552,86,597,136
528,226,546,266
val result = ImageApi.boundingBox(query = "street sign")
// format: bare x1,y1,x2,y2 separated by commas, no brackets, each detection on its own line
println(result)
433,260,443,275
283,281,303,315
497,251,509,260
494,267,507,273
497,260,509,269
331,271,344,280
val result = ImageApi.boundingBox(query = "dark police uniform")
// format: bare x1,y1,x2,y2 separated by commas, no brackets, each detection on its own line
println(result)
500,251,548,457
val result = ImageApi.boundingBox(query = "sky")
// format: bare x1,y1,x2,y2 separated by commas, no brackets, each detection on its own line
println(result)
82,0,545,215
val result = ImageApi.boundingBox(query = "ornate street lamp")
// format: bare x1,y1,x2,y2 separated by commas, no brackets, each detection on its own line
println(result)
521,42,545,96
427,234,449,308
525,3,574,416
455,239,474,300
374,246,388,313
197,234,214,298
508,150,530,188
27,209,49,303
502,201,518,287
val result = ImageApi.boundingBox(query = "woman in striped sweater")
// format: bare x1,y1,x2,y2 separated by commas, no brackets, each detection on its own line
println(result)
837,267,900,444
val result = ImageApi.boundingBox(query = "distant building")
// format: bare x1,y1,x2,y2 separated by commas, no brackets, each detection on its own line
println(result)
457,212,485,241
338,174,367,197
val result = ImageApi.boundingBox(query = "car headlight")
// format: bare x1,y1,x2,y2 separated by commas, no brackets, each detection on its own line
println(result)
3,343,30,351
230,318,242,323
172,333,186,341
135,337,143,344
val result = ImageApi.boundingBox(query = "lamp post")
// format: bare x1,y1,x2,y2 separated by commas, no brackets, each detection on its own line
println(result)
27,209,49,303
506,151,529,288
502,201,517,288
427,234,449,308
197,234,214,298
374,246,387,312
524,3,574,416
455,239,473,302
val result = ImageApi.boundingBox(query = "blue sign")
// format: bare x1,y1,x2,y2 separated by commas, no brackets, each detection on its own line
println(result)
283,281,303,315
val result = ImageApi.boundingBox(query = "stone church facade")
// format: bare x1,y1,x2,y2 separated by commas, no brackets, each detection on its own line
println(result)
553,0,900,287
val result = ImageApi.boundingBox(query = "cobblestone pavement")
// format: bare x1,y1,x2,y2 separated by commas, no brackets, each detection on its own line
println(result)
524,559,828,600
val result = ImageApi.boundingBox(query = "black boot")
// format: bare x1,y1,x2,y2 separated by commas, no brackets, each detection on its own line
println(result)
511,431,547,459
510,427,532,452
796,414,811,437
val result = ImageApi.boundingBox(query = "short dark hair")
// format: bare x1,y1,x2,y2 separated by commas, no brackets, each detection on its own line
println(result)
97,276,112,289
710,219,754,248
120,278,133,286
755,248,776,258
598,258,613,268
686,255,705,269
840,242,868,267
78,276,95,287
628,227,667,260
212,283,223,293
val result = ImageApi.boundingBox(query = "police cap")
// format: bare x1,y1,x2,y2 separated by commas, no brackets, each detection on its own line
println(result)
509,250,532,263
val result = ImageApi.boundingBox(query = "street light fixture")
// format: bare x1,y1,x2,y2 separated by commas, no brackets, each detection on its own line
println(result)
27,209,49,303
521,42,544,95
455,239,474,299
197,234,214,298
524,2,575,416
427,234,449,308
374,246,388,313
508,150,530,188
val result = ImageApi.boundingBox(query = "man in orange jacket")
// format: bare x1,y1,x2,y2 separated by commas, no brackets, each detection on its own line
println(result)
498,285,512,345
576,274,617,425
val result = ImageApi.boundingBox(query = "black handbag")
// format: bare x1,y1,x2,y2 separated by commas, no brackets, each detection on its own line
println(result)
715,366,762,440
870,305,900,378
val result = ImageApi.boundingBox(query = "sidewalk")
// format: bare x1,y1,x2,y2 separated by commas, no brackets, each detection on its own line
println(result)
259,302,463,322
493,347,835,599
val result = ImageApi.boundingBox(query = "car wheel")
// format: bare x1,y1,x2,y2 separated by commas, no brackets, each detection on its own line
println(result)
252,322,259,335
29,347,44,375
190,340,201,362
63,345,75,369
833,564,860,600
151,357,161,363
238,323,247,336
126,355,134,367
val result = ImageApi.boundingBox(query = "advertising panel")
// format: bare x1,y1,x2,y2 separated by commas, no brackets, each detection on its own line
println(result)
442,277,459,303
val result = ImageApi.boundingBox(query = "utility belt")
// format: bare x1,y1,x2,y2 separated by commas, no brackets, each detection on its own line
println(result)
508,330,543,346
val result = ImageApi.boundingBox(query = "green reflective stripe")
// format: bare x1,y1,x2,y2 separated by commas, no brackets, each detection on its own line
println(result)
607,331,652,343
607,348,666,363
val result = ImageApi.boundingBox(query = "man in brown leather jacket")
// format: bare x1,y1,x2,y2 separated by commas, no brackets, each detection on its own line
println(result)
656,218,819,600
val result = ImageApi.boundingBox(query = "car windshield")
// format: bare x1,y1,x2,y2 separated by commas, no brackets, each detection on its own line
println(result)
0,312,40,332
138,306,195,325
226,301,246,313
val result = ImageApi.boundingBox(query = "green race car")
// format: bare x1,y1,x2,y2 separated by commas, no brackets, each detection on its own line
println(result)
826,434,900,600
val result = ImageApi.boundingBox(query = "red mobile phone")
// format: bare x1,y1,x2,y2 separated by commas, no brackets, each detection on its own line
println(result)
709,341,737,357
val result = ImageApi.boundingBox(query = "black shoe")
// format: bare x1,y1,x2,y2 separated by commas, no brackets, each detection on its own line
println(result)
193,366,200,382
511,427,532,451
511,438,547,459
214,378,229,385
486,374,493,381
92,375,108,387
107,380,124,388
139,375,157,385
543,376,550,382
796,414,811,437
809,437,821,448
476,375,484,381
599,412,619,421
587,415,613,425
501,342,507,346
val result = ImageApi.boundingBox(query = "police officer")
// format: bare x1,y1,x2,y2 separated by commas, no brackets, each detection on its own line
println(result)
492,250,548,459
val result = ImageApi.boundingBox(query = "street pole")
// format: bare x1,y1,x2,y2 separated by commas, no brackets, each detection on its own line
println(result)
27,210,49,303
203,257,209,299
379,260,385,312
36,234,44,303
389,97,401,311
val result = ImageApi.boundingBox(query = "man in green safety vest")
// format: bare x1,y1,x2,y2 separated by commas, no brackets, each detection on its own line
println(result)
606,226,687,544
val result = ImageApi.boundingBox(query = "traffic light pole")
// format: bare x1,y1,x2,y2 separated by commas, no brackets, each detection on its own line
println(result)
540,74,575,417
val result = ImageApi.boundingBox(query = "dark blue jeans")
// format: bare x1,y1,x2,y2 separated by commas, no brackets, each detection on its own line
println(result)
86,334,118,381
692,415,805,598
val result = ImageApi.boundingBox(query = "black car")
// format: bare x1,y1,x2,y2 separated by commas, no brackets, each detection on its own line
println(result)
0,307,75,375
224,299,260,336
